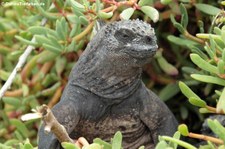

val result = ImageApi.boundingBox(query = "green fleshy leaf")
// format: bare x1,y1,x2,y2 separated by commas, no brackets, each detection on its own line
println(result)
43,44,62,54
79,16,89,25
69,23,79,38
39,82,61,96
95,0,101,12
82,0,90,7
217,88,225,114
190,54,218,74
182,67,202,75
170,14,177,25
169,131,180,149
221,1,225,6
15,36,37,47
180,106,188,120
214,27,221,35
155,140,168,149
199,108,212,114
196,33,221,40
159,83,180,101
56,18,67,40
56,57,67,76
160,0,172,5
23,139,33,149
71,6,85,17
156,51,178,76
34,35,52,46
167,35,198,47
8,50,23,61
93,138,111,149
170,14,185,33
222,29,225,45
173,22,185,34
198,20,204,33
191,74,225,86
0,45,10,55
209,36,216,54
222,49,225,63
217,60,225,74
33,0,58,20
178,124,189,136
83,143,102,149
4,139,20,146
138,146,145,149
207,119,225,142
2,97,21,108
0,70,20,84
138,0,153,6
22,84,29,97
195,3,221,15
188,97,207,108
41,73,59,87
61,142,79,149
204,43,215,60
161,136,196,149
28,26,48,35
141,6,159,23
10,119,29,138
37,51,58,64
218,145,225,149
198,33,225,48
97,11,113,19
0,144,12,149
48,35,63,49
120,8,135,20
189,46,208,60
178,81,201,100
69,0,85,12
112,131,122,149
180,3,188,29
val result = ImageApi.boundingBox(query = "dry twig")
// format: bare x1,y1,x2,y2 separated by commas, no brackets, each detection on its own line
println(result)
21,105,90,148
0,18,48,99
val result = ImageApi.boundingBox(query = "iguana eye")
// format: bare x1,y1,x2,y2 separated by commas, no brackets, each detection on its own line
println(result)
114,29,134,42
122,33,129,39
145,36,152,43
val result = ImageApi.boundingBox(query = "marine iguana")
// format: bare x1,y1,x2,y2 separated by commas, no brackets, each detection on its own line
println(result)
38,19,178,149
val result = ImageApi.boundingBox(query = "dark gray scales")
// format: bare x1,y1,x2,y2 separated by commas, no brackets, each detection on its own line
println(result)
38,19,178,149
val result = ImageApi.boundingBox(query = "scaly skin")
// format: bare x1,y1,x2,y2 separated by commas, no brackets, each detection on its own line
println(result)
38,19,178,149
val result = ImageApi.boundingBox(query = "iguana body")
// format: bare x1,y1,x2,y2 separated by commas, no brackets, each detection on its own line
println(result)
38,20,178,149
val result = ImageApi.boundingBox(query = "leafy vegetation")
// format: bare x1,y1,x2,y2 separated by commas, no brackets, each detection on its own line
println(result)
0,0,225,148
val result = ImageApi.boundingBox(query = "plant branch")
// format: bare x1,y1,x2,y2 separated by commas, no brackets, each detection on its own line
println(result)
0,18,48,100
21,105,90,148
39,105,74,143
73,21,95,42
31,61,54,86
5,89,23,97
188,132,224,144
184,31,205,45
206,105,224,114
48,86,63,108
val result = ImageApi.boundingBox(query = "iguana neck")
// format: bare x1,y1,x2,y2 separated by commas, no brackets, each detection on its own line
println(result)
70,47,142,100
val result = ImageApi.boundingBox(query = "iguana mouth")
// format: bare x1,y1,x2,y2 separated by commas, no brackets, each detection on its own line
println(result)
124,45,158,58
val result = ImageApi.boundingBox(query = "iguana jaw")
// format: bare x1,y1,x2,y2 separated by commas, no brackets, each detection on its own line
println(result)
123,44,158,59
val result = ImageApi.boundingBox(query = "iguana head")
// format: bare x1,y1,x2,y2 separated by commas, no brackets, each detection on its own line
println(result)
72,20,158,99
100,19,158,67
